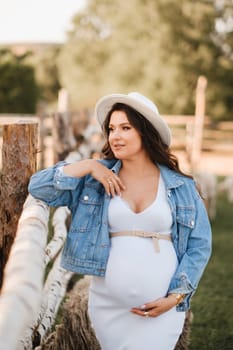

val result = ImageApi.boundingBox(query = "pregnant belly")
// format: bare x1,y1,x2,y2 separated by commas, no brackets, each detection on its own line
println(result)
93,237,178,308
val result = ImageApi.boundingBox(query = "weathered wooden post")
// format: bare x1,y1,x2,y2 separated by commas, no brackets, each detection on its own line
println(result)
0,120,38,287
37,101,47,169
53,88,76,162
190,76,207,170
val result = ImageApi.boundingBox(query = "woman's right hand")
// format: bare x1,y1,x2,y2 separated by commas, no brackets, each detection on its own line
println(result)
63,159,125,196
90,160,126,196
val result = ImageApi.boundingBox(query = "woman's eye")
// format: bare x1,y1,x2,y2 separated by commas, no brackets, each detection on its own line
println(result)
123,126,131,130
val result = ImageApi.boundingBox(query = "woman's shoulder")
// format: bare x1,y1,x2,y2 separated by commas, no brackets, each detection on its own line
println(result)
159,164,199,196
159,164,194,182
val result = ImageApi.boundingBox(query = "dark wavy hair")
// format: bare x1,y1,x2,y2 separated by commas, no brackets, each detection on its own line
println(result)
101,103,192,178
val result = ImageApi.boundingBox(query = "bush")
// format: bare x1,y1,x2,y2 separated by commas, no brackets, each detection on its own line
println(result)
0,49,39,113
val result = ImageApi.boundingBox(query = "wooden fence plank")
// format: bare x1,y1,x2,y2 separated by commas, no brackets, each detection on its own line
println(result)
190,75,208,170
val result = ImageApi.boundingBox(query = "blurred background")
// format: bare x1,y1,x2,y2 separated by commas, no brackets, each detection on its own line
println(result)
0,1,233,349
0,0,232,172
0,0,232,119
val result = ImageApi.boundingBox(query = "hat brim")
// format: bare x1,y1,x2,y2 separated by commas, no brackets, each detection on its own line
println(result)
95,93,171,146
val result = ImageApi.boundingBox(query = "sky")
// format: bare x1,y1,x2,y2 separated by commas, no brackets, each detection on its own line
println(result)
0,0,86,44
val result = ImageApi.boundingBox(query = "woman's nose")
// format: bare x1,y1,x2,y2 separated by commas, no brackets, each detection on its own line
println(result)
110,129,121,139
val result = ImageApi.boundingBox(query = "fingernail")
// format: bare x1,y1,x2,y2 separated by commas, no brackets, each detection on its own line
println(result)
140,305,146,310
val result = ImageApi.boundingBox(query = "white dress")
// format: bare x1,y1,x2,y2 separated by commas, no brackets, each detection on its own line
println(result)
88,176,185,350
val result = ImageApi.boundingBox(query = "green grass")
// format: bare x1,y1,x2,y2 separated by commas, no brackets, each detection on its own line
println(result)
189,194,233,350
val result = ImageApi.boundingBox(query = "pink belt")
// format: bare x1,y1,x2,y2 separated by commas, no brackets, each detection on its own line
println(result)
110,230,172,253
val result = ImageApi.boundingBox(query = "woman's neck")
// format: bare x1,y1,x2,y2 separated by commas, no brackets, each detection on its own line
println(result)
120,156,158,178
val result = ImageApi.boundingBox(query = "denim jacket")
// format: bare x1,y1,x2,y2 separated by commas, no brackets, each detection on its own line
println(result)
28,159,212,311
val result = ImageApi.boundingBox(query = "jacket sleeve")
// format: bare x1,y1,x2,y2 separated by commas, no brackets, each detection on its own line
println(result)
28,161,84,209
168,194,212,310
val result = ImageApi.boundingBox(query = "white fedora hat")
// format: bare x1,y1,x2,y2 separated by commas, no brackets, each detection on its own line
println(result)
95,92,171,146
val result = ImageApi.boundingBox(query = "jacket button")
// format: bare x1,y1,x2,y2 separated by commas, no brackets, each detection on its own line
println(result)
84,195,89,201
191,220,194,226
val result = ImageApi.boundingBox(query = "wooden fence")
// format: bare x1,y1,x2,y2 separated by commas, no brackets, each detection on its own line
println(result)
1,115,232,173
0,101,100,348
1,78,233,174
0,138,93,349
0,193,74,349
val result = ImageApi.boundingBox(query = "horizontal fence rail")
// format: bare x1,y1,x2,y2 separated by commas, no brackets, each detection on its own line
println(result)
0,195,73,350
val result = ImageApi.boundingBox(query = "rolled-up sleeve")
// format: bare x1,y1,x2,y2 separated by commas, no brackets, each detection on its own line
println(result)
28,161,84,208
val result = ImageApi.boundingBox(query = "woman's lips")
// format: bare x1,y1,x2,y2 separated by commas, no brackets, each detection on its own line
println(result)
112,144,124,150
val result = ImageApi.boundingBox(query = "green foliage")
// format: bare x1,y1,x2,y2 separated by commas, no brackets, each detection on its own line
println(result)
0,49,39,113
189,193,233,349
28,45,62,103
156,0,233,120
58,11,112,107
57,0,233,120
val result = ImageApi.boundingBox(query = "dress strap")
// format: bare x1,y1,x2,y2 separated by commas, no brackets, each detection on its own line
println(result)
110,230,172,253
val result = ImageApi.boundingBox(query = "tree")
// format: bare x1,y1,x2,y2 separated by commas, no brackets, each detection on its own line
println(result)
58,0,233,120
155,0,233,120
58,0,183,112
28,45,62,105
0,49,39,113
214,0,233,60
58,10,112,108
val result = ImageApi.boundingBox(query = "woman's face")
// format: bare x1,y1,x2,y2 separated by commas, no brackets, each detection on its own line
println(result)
108,110,144,160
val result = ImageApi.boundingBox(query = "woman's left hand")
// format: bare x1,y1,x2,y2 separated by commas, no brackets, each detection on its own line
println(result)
130,295,177,318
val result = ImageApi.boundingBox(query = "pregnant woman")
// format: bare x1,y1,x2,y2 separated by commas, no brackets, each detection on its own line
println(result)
29,92,212,349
